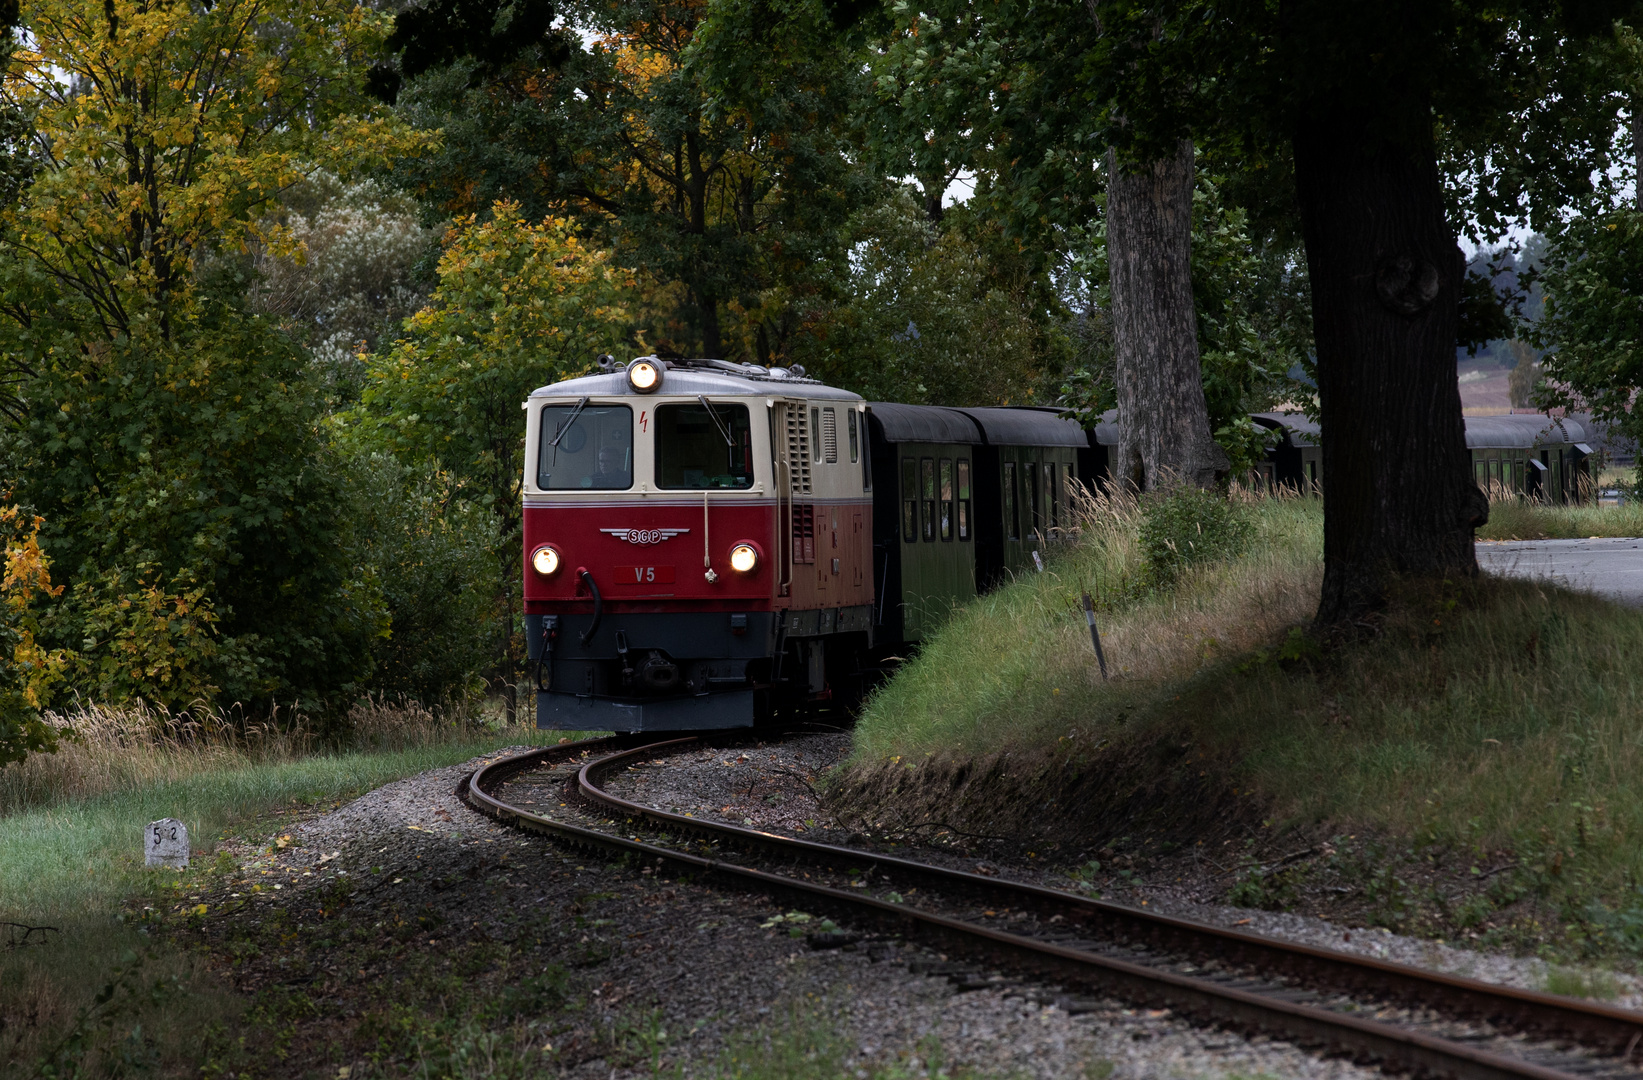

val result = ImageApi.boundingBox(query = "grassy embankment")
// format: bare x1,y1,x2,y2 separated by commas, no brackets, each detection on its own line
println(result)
837,489,1643,960
0,696,576,1077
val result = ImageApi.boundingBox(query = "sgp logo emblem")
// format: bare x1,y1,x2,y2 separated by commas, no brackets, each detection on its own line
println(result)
600,527,690,544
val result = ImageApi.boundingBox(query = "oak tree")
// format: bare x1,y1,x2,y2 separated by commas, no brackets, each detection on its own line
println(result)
1083,0,1643,623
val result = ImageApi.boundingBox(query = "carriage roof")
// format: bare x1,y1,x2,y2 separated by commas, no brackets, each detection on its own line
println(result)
1464,414,1587,450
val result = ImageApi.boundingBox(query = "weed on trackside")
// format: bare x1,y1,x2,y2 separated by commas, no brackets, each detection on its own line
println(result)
840,489,1643,963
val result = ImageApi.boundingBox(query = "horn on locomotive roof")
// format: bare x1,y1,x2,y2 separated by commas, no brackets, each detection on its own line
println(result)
595,353,616,372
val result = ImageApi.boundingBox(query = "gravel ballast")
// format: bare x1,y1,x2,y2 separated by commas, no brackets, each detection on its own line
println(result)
173,740,1384,1079
177,729,1640,1078
602,733,1643,1012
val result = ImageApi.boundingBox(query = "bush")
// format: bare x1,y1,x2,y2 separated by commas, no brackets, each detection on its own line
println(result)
0,508,71,766
11,307,386,716
343,454,493,703
1138,486,1251,587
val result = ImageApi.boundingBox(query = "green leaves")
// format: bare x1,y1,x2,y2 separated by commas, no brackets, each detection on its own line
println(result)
0,508,71,766
13,310,384,714
1138,486,1251,589
1535,207,1643,466
354,204,629,685
360,203,628,501
73,564,231,711
786,195,1068,406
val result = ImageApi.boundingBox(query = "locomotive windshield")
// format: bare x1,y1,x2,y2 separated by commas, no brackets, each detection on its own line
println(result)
537,404,633,489
655,402,754,489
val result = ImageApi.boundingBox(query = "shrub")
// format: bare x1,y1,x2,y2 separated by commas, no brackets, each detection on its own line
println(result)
70,564,259,711
343,454,492,704
0,508,72,766
12,308,387,716
1138,485,1251,587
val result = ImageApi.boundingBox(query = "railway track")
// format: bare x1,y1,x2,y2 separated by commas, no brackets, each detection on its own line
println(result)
463,734,1643,1080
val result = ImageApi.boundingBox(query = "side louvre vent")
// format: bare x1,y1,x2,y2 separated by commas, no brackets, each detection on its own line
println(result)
792,504,815,563
822,408,838,463
785,405,812,494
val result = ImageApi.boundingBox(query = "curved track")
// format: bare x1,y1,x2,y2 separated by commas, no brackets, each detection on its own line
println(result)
465,735,1643,1080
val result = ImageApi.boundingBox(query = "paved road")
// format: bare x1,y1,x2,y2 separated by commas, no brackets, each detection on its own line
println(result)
1476,538,1643,606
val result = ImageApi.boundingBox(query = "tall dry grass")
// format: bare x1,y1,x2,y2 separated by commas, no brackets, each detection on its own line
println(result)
0,694,489,815
1477,482,1643,540
853,484,1322,760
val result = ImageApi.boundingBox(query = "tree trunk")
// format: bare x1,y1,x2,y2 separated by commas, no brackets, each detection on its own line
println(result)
1293,107,1486,627
698,287,722,358
1106,140,1227,491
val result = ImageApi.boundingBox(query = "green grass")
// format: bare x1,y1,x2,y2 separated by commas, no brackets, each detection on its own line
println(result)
855,494,1322,761
0,739,533,921
848,492,1643,957
1543,966,1624,1001
0,724,585,1077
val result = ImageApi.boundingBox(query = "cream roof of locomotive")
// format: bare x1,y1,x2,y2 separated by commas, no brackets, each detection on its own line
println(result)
529,367,864,403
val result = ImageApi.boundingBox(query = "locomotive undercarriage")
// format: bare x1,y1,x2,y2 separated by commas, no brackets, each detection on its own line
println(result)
526,608,873,732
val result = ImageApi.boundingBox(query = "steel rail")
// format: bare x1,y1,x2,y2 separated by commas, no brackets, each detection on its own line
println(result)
464,737,1642,1080
572,737,1643,1060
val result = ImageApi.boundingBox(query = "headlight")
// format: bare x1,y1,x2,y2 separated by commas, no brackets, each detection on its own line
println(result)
531,545,561,576
728,543,759,574
626,358,662,393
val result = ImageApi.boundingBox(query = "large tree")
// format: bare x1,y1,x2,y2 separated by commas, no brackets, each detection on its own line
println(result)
854,0,1283,490
1533,22,1643,461
1105,142,1228,489
1081,0,1641,624
381,0,869,361
0,0,418,710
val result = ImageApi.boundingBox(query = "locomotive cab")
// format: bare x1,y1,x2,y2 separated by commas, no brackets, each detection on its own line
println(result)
523,358,874,732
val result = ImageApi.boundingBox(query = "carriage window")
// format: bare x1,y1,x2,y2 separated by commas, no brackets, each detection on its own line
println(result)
848,410,859,463
939,459,954,541
921,458,936,542
1024,461,1039,534
655,402,754,489
957,459,971,541
901,457,918,542
1047,463,1059,526
538,403,633,490
1003,462,1018,541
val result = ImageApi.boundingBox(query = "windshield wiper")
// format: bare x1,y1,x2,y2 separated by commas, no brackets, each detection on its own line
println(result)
548,396,591,450
698,395,734,446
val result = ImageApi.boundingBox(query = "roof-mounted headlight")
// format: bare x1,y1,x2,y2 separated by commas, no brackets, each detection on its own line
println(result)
626,357,662,394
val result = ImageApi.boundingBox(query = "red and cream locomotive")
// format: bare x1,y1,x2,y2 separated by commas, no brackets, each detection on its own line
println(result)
523,356,876,731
